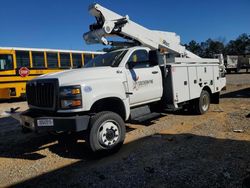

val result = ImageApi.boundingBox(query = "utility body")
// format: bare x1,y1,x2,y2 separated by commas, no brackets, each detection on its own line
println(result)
18,4,226,154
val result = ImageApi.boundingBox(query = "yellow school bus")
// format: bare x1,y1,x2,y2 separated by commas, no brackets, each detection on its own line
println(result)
0,47,104,99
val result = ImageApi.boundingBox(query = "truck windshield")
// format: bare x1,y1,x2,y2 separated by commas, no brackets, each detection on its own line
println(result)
0,54,14,70
84,50,127,68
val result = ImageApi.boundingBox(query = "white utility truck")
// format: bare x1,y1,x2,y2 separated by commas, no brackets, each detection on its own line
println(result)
19,4,226,154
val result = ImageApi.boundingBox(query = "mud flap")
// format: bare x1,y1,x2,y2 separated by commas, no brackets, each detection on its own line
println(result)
211,92,220,104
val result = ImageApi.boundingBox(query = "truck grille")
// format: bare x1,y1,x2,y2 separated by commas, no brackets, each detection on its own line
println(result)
26,79,59,110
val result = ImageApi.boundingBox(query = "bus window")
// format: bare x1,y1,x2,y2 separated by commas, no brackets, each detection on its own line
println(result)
93,54,100,59
60,53,71,68
16,51,30,68
72,53,82,68
32,51,45,68
47,52,58,68
0,54,13,70
84,54,92,64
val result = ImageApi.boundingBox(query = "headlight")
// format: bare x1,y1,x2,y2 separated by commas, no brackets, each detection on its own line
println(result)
60,87,81,97
61,99,82,109
59,86,82,109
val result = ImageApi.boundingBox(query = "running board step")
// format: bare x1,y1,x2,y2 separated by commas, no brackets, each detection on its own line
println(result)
130,105,151,120
133,112,161,122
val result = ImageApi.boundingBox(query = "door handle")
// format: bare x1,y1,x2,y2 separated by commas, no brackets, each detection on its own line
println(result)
152,71,158,74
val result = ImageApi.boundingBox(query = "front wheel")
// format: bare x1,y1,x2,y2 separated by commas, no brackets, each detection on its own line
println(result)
86,111,126,155
194,90,210,115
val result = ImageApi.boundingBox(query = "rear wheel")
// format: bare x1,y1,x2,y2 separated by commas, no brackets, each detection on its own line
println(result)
194,90,210,115
86,111,126,155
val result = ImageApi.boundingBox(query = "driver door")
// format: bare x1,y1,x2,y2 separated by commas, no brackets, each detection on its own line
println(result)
125,49,162,106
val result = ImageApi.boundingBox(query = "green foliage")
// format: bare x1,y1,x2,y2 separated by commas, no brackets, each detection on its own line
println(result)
185,33,250,57
184,40,203,56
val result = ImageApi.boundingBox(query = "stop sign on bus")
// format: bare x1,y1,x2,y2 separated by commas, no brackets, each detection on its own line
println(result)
19,67,30,77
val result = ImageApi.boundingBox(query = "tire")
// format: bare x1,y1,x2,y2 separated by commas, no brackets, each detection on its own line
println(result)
194,90,210,115
86,111,126,155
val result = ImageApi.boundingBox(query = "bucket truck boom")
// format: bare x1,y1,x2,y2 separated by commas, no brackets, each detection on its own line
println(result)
83,3,200,58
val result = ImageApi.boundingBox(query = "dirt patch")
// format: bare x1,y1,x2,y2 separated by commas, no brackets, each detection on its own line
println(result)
0,73,250,187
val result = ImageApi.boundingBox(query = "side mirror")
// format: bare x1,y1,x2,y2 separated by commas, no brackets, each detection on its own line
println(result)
149,50,164,66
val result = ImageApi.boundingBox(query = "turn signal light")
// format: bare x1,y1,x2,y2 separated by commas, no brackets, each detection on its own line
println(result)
71,100,81,106
71,88,81,95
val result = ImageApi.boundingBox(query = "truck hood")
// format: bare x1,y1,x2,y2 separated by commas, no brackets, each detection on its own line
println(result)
34,67,122,85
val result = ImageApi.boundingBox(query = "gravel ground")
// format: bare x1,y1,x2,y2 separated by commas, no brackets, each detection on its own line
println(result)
0,73,249,188
226,71,250,85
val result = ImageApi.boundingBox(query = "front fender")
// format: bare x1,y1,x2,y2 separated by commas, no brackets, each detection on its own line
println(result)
82,78,128,110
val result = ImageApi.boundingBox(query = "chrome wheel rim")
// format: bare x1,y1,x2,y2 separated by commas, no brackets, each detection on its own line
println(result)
98,120,120,147
201,94,209,112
